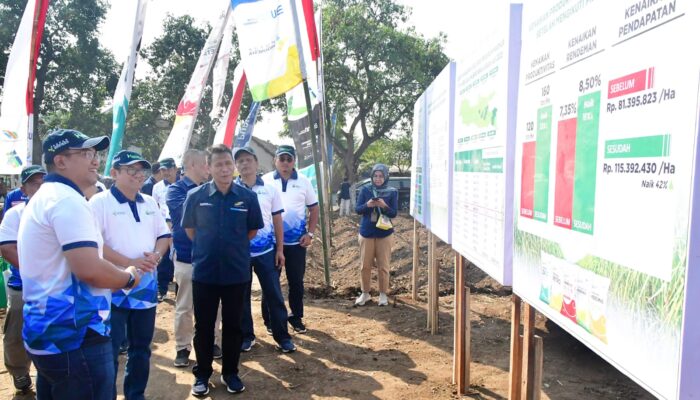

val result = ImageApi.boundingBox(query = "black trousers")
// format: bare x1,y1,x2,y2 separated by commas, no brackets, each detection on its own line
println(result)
191,280,247,379
283,244,307,323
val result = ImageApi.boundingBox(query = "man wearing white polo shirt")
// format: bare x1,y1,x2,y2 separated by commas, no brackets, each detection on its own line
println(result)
89,150,171,400
234,147,296,353
0,165,46,393
19,129,143,400
262,145,319,334
152,158,177,302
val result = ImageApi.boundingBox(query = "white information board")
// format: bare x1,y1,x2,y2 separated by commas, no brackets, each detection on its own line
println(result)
451,3,521,285
410,93,428,225
512,1,700,398
424,62,455,243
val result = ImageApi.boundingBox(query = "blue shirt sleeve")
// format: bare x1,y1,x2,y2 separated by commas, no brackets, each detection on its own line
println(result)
166,184,185,228
3,195,10,216
247,192,264,231
384,189,398,218
180,189,197,229
355,187,371,215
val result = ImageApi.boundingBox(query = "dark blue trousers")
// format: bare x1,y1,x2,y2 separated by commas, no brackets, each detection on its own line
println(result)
283,244,307,323
110,305,156,400
32,340,114,400
241,251,291,343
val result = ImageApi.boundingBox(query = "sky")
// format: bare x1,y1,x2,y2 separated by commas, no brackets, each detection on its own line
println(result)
100,0,506,145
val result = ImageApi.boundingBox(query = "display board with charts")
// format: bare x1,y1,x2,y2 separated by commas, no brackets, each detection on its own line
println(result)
512,1,700,398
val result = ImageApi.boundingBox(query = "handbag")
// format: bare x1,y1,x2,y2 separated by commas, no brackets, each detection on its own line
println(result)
373,188,393,230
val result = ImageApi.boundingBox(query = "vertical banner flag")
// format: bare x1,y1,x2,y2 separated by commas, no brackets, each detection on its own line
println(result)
285,0,322,169
159,3,230,164
210,11,236,119
287,84,320,169
231,0,303,101
301,0,319,61
104,0,148,172
0,0,49,173
232,101,261,149
212,65,247,146
26,0,50,165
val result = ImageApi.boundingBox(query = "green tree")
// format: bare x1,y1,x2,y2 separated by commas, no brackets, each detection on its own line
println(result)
0,0,118,164
322,0,448,181
360,133,412,175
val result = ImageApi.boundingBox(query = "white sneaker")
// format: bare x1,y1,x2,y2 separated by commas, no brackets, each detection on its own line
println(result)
355,292,371,306
378,292,388,306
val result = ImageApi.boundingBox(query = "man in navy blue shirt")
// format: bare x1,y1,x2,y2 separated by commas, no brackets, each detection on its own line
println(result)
3,182,28,215
140,162,161,196
165,149,210,367
182,144,263,396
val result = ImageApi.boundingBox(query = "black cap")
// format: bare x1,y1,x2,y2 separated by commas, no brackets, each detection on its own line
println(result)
233,146,257,161
112,150,151,169
21,165,47,184
275,145,296,158
42,129,110,164
158,158,176,170
150,162,161,173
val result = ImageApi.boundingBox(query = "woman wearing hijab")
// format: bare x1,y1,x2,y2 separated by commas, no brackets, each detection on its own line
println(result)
354,164,399,306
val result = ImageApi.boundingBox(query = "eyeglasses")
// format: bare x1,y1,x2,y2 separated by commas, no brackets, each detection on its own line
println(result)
63,149,97,161
118,166,147,177
278,155,294,163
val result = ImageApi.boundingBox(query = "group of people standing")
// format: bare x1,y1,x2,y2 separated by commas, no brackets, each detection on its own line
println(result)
1,129,320,399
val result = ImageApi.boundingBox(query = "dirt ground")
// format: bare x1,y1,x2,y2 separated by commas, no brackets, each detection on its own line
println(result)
1,213,655,399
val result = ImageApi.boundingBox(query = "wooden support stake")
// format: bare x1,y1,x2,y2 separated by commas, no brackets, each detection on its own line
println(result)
532,335,544,400
426,233,432,329
453,255,471,393
412,219,420,301
462,262,471,391
430,233,439,334
453,255,459,385
509,295,523,400
520,302,536,400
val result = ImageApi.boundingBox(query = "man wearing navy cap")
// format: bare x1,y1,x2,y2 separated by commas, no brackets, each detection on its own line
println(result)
183,144,263,396
89,150,171,400
234,146,296,353
0,165,46,393
262,145,319,334
152,157,177,302
19,129,143,399
140,162,161,196
2,169,32,215
152,157,177,222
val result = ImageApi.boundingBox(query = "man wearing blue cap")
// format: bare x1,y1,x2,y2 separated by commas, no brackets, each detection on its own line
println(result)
19,129,143,400
234,146,296,354
262,145,319,334
0,165,46,393
152,158,177,302
140,162,161,196
89,150,171,400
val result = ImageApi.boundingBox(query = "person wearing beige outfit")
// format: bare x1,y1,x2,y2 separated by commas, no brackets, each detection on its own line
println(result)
354,164,398,306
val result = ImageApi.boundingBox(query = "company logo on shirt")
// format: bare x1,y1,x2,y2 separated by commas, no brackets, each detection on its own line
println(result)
145,210,156,216
234,201,245,207
112,211,127,216
199,202,213,207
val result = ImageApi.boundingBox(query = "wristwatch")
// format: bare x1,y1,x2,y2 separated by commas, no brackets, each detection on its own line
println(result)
124,270,137,289
306,232,315,239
